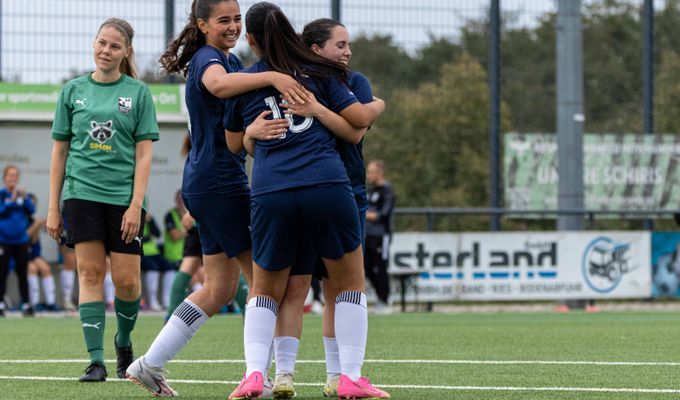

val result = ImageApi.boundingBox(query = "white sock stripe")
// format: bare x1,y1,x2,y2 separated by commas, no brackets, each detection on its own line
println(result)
335,291,363,305
255,296,278,315
173,301,203,326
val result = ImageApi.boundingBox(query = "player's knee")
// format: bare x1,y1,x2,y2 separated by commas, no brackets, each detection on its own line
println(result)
285,278,310,303
203,280,235,306
78,267,105,287
113,276,140,296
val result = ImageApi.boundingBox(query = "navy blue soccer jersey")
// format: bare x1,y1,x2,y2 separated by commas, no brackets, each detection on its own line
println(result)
335,71,374,212
224,60,358,197
182,46,249,199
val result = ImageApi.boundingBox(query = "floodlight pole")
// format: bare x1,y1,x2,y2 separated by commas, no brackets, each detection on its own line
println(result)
0,0,3,82
556,0,584,231
643,0,654,230
488,0,501,231
332,0,341,22
164,0,175,83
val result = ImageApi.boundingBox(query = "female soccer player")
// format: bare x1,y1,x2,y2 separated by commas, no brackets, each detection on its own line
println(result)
264,17,383,398
225,3,389,399
46,17,158,382
125,0,307,396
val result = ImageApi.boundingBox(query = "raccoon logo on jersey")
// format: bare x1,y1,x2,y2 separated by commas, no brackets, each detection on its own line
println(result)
118,97,132,113
89,120,116,144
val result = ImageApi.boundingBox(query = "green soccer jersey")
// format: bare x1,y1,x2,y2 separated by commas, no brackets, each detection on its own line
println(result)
52,73,159,208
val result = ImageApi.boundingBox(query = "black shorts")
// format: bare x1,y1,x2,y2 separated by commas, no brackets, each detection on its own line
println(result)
64,199,146,255
141,254,174,272
183,226,202,258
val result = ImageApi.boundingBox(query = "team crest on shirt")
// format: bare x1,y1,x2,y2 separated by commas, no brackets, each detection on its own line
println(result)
118,97,132,113
89,120,116,144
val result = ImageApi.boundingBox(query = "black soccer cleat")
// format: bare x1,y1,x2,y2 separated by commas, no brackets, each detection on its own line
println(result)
115,334,134,379
79,362,107,382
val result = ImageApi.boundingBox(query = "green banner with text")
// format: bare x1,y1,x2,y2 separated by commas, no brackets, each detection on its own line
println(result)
0,83,183,114
504,133,680,213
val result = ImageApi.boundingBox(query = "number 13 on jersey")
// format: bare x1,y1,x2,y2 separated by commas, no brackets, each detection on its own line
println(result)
264,96,313,139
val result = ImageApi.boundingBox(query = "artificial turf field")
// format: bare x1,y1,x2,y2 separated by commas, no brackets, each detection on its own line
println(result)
1,311,680,399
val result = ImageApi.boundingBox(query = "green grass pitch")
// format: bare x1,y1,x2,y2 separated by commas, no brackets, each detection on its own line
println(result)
1,310,680,399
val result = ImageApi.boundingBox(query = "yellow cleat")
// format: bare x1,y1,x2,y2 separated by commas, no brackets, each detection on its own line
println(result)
273,372,296,399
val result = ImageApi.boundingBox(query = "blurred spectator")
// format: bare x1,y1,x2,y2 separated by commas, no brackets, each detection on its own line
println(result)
0,165,35,316
162,191,187,308
141,213,172,311
58,205,77,311
26,194,59,311
364,160,395,313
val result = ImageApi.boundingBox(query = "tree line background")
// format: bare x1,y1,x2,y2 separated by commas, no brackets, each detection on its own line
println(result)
312,0,680,231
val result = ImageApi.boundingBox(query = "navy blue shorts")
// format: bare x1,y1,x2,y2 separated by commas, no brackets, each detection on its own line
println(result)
183,193,251,258
251,184,361,273
183,227,202,258
29,241,41,261
312,209,365,279
141,254,174,272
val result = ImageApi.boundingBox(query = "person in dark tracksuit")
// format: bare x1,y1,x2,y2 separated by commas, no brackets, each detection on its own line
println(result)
364,160,395,313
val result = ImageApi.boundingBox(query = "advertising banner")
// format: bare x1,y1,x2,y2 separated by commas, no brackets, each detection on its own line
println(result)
0,83,184,114
651,232,680,298
504,133,680,212
388,231,652,301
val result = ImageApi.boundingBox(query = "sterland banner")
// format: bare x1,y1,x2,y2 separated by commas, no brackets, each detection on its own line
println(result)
504,133,680,212
388,231,651,302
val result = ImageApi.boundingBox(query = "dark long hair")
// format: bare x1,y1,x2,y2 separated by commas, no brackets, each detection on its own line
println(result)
160,0,237,76
245,2,348,83
301,18,344,49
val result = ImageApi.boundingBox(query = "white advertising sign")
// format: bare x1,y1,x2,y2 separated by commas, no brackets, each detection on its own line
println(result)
388,231,652,301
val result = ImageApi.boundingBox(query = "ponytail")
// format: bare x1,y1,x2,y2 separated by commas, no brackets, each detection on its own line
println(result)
246,2,348,83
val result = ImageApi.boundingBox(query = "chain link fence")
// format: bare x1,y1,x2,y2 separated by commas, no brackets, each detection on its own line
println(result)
3,0,680,231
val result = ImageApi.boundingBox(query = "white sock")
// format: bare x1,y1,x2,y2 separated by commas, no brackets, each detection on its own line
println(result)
323,336,341,379
244,296,277,377
27,274,40,306
42,276,56,305
265,339,274,378
335,291,367,381
162,270,175,308
144,299,208,369
60,270,75,302
104,272,114,304
274,336,299,375
145,270,160,308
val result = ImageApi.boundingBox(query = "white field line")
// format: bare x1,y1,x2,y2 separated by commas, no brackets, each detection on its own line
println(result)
1,375,680,394
2,358,680,366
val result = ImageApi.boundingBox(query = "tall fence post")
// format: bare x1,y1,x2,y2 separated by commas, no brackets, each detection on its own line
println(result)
556,0,584,231
164,0,175,83
0,0,3,82
488,0,501,232
643,0,654,231
332,0,341,22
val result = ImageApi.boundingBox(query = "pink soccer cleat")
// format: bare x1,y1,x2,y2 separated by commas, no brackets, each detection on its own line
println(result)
228,371,264,400
337,375,390,399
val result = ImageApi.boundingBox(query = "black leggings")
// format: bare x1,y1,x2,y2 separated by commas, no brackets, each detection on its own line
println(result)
0,243,30,306
364,234,391,304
